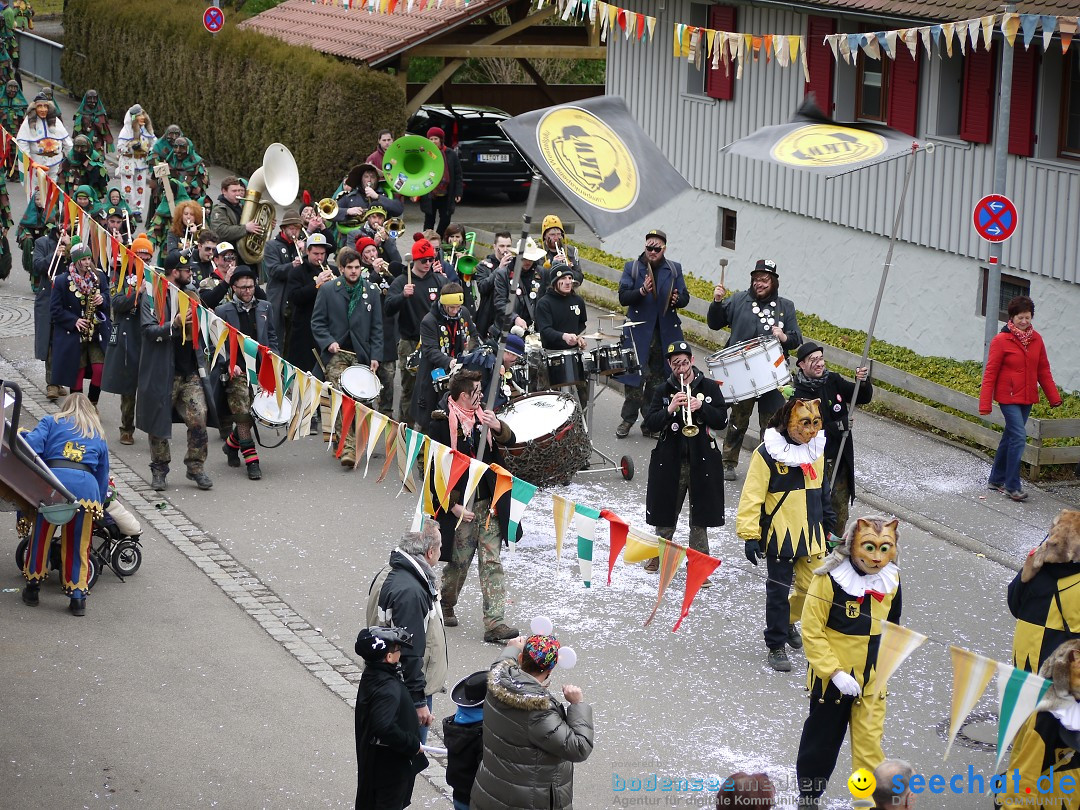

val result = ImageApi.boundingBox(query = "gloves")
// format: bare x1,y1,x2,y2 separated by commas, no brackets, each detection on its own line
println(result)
744,540,763,566
831,671,862,697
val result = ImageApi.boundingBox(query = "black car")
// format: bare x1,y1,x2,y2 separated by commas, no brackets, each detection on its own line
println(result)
406,104,532,202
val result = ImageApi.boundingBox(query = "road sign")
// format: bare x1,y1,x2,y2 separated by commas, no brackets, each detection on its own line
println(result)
203,6,224,33
973,193,1018,243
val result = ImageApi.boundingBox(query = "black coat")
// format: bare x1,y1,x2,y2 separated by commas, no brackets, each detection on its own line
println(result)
49,269,112,388
492,264,543,332
374,550,438,705
354,661,426,810
285,259,332,373
442,716,483,805
100,283,141,396
412,305,476,431
642,370,729,528
384,270,447,342
791,370,874,500
534,290,587,350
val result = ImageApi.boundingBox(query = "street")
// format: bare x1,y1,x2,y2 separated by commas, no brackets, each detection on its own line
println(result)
1,78,1077,809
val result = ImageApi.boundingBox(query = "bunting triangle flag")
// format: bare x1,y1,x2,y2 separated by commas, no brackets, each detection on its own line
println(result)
994,663,1052,770
1019,13,1039,49
336,397,357,462
644,537,687,626
1002,13,1021,47
432,442,454,510
1061,17,1077,53
377,421,402,482
623,526,660,563
242,336,260,386
981,15,995,50
487,463,514,516
573,504,601,588
552,493,576,564
600,509,629,585
1041,16,1057,51
398,427,427,495
873,621,928,698
327,387,343,449
363,411,389,477
457,457,490,526
945,646,998,760
674,548,721,631
443,449,472,513
421,442,438,516
506,473,538,547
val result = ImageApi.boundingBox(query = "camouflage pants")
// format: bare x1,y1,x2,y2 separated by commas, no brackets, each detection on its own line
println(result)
620,334,665,424
325,353,357,455
722,395,780,468
120,393,136,433
441,497,506,631
149,373,208,475
397,338,419,424
375,360,396,418
225,374,253,426
654,459,710,556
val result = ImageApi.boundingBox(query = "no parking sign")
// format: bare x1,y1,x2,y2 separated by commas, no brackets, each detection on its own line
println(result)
203,6,224,33
972,194,1018,243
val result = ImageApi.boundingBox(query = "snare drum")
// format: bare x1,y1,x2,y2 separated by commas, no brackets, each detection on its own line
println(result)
339,364,381,406
591,342,628,376
705,337,791,403
496,391,591,486
251,391,294,447
545,350,589,387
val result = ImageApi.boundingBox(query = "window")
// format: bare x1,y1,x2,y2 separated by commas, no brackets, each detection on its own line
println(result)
932,50,964,137
1061,51,1080,157
979,268,1030,320
857,56,890,121
685,3,710,96
718,207,737,249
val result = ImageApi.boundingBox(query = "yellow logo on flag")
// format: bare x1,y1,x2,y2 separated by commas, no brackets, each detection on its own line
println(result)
771,124,887,168
848,767,876,800
536,107,639,212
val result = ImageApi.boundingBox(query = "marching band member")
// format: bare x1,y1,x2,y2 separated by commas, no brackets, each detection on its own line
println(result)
616,229,689,440
737,398,836,673
534,264,589,408
102,234,152,445
352,205,402,265
470,230,513,339
540,214,582,286
284,231,335,373
357,236,400,419
164,199,204,257
459,331,528,412
215,267,278,481
709,259,803,481
419,127,461,236
413,281,477,433
492,236,545,334
310,246,383,468
365,129,393,166
642,341,728,578
16,97,70,181
31,223,68,400
114,104,154,222
210,175,261,248
262,209,305,335
333,162,401,245
49,241,111,408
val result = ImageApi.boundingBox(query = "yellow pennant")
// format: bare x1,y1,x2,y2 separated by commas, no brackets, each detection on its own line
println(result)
552,493,575,563
457,458,489,527
873,621,927,698
327,388,343,449
364,411,388,477
433,442,453,510
944,646,997,761
1002,12,1020,46
623,526,660,562
271,353,285,409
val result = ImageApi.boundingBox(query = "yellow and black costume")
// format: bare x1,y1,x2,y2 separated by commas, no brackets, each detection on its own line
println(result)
795,520,901,803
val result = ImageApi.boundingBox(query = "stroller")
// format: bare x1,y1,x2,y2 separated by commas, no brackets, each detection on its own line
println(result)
15,479,143,590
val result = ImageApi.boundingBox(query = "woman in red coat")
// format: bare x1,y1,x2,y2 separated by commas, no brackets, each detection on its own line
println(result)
979,295,1062,501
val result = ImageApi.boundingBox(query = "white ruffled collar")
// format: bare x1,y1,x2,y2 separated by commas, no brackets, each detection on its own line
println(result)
829,558,900,598
763,428,826,466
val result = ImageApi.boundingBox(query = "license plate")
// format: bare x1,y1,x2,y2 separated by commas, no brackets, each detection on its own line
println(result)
477,153,510,163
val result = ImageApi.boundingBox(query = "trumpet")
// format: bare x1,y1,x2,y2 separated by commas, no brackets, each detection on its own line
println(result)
317,197,339,221
385,216,404,239
180,221,198,251
680,377,699,437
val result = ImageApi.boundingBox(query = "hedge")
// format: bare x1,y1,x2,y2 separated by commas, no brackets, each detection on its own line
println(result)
62,0,406,195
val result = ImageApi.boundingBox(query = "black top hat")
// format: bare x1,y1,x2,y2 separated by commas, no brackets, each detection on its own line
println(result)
451,670,488,707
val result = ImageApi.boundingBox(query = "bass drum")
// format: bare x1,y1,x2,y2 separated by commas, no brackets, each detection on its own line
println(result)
496,391,591,487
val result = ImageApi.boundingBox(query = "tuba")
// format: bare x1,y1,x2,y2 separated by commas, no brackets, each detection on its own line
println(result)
381,135,445,197
238,143,299,265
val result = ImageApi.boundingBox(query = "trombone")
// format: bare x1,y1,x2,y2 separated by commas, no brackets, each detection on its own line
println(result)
317,197,339,222
680,377,699,437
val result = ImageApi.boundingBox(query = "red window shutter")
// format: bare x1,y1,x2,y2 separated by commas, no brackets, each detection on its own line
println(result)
1008,47,1039,157
887,42,920,136
805,15,837,114
706,5,737,101
960,46,996,143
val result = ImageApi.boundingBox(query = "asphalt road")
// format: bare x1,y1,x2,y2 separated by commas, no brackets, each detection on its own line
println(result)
1,77,1072,810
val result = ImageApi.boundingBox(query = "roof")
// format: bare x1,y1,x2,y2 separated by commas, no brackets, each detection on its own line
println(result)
236,0,514,66
795,0,1080,23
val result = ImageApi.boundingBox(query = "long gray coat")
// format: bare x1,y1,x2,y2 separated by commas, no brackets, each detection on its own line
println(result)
310,276,383,370
135,280,205,438
471,649,594,810
101,285,141,396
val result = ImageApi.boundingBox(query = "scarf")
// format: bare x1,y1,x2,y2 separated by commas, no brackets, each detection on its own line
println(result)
1007,321,1035,349
762,427,826,479
345,278,364,317
794,369,828,396
71,264,98,297
217,193,243,220
446,397,492,452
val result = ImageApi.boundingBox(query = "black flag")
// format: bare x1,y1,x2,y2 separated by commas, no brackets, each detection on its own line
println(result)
721,98,918,175
501,96,691,239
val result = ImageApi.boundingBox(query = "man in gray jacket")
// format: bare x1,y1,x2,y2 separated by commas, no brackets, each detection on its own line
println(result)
365,522,447,745
471,634,594,809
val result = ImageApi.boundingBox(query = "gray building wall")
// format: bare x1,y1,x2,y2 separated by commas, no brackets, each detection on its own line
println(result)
601,0,1080,391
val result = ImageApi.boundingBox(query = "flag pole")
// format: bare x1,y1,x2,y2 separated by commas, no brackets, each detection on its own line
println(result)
829,142,921,494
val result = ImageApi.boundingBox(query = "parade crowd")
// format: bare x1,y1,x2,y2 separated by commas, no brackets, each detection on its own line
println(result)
6,86,1073,810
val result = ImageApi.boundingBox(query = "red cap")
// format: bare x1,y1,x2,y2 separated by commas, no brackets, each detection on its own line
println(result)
427,127,445,140
355,236,377,253
412,238,436,260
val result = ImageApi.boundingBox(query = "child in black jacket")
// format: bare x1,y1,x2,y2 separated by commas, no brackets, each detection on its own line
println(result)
442,670,487,810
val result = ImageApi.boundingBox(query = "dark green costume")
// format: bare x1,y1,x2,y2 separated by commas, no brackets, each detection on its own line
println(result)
58,140,108,199
72,91,113,154
148,178,191,253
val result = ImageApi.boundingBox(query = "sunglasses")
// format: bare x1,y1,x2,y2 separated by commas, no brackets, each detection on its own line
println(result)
416,257,434,264
645,244,664,253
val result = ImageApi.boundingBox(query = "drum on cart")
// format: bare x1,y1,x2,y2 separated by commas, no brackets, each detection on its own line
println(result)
496,391,591,486
590,341,640,377
251,391,294,447
705,337,791,403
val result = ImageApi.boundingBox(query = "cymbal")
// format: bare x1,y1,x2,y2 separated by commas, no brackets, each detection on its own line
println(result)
580,332,608,341
620,320,645,328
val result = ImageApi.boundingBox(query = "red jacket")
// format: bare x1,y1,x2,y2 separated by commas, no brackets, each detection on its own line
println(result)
979,327,1061,414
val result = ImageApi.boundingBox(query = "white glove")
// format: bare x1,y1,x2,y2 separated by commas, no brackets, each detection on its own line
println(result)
830,671,862,697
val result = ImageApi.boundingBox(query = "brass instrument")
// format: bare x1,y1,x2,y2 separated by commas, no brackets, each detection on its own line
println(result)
180,221,198,252
385,216,404,239
680,377,699,437
456,231,479,278
238,143,300,265
45,231,65,281
78,273,101,344
317,197,339,221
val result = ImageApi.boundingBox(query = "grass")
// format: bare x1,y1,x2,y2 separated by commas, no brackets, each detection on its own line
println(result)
33,0,63,16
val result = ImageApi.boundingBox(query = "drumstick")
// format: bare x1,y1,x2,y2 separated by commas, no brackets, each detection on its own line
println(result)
719,258,727,290
311,348,328,375
407,259,413,287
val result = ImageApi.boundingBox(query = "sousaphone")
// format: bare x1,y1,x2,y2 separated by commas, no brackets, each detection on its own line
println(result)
381,135,445,197
238,143,300,265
